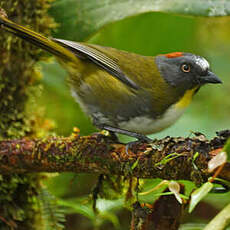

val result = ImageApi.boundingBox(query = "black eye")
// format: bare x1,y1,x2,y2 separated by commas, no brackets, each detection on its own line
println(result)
181,64,191,73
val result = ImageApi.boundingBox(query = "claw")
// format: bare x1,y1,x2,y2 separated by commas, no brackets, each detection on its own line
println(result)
93,122,152,154
125,136,152,154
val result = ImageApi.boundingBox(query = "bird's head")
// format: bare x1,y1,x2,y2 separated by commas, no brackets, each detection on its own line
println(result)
155,52,222,91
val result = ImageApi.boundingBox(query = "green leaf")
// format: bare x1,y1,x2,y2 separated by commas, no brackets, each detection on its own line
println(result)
39,188,66,230
189,182,214,213
192,152,200,170
50,0,230,41
155,153,183,166
96,199,124,213
99,212,120,229
57,199,95,220
131,159,139,170
57,198,123,228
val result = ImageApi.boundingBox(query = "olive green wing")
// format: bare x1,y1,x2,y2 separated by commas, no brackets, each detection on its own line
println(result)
52,38,139,90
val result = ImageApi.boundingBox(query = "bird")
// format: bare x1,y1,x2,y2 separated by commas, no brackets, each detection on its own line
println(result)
0,14,222,147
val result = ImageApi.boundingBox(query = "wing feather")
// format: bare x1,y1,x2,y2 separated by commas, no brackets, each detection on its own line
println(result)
52,38,139,90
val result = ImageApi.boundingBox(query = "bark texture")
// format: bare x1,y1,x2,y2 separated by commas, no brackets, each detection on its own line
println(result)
0,131,229,185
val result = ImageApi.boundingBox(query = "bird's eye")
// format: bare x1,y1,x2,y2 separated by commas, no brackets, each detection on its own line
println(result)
181,64,191,73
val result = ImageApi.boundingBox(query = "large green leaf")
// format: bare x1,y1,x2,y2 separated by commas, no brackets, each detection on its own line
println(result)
57,198,123,228
50,0,230,40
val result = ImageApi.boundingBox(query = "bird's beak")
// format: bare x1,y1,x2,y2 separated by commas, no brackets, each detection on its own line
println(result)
201,71,222,84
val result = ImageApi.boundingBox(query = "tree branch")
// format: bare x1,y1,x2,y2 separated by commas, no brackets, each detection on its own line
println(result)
0,131,230,184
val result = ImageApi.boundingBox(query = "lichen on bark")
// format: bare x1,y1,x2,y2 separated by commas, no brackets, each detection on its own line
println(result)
0,1,56,229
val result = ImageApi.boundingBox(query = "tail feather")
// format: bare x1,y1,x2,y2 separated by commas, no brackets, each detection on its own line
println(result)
0,16,78,62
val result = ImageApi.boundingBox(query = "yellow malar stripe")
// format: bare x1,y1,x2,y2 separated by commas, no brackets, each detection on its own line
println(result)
175,87,198,109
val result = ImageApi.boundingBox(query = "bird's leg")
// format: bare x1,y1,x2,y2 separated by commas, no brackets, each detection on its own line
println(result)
97,124,152,142
90,118,118,142
102,126,152,154
93,120,152,154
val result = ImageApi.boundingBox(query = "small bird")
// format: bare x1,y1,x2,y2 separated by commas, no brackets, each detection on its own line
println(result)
0,14,222,145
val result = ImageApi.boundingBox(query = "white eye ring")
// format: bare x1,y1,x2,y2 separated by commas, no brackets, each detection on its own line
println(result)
181,64,191,73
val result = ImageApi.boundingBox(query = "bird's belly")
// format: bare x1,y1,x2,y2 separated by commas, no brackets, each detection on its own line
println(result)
118,105,186,134
71,88,186,135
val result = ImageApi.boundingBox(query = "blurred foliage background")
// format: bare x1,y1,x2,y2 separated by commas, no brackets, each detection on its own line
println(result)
32,1,230,229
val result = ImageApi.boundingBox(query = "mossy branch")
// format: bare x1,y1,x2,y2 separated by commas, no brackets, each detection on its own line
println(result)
0,131,230,184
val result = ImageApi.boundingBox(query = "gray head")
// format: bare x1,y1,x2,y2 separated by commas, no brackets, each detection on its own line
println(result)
155,52,222,90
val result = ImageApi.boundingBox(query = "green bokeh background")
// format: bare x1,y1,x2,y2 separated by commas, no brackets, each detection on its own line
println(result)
37,4,230,230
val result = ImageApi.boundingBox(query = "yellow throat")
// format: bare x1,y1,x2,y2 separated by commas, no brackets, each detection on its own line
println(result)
175,87,198,109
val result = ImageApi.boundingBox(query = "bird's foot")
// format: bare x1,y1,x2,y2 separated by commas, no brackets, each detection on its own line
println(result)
91,130,119,143
93,122,152,154
125,135,152,155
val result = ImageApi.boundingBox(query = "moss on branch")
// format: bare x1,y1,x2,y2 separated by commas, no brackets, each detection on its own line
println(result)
0,131,229,186
0,1,55,229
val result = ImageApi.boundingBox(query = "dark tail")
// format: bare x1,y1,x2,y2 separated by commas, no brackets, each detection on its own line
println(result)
0,16,78,62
